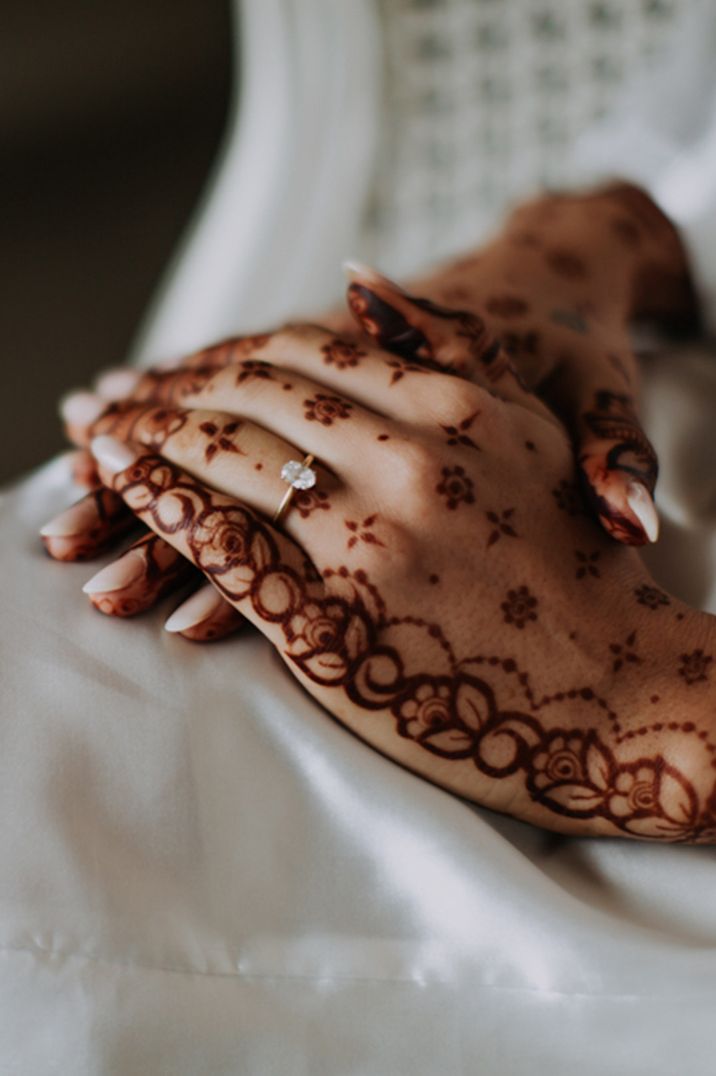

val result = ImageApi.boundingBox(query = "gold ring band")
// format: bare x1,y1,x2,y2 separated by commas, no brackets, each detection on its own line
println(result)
273,454,316,524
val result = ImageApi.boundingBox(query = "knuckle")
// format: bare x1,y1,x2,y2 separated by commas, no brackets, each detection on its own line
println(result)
424,373,488,421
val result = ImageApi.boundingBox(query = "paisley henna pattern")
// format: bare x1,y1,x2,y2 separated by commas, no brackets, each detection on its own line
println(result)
109,454,716,842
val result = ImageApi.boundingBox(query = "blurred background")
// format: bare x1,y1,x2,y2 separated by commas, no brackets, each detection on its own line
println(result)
2,1,231,484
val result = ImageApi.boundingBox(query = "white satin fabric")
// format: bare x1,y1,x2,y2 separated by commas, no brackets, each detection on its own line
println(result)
4,0,716,1070
1,347,715,1073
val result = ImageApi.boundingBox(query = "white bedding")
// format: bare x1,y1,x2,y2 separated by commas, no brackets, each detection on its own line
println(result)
0,344,714,1074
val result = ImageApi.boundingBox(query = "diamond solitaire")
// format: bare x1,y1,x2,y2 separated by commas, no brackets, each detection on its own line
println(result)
280,458,317,490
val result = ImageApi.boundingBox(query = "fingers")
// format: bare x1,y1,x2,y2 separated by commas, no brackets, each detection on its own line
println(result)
577,389,660,545
164,583,246,642
89,437,326,653
343,262,557,422
545,351,660,545
81,531,196,616
40,487,137,561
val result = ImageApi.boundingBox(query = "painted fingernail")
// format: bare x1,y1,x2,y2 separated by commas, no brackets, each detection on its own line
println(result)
59,390,107,427
164,584,225,633
82,548,146,594
626,480,659,543
40,495,108,538
90,435,138,476
94,367,141,399
342,260,405,292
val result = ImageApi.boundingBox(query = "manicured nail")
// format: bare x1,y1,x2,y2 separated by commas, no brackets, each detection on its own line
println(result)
342,260,406,292
60,390,107,427
40,497,102,538
626,480,659,543
82,548,146,594
94,367,141,399
164,584,224,633
90,435,138,476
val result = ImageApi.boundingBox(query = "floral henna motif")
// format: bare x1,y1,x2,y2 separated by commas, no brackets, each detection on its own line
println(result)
199,420,245,463
436,466,475,510
441,411,481,451
294,489,331,519
679,651,713,686
345,515,385,550
112,454,716,843
236,360,275,385
321,339,366,369
304,394,353,425
634,585,670,611
501,586,538,629
544,248,588,280
486,508,518,547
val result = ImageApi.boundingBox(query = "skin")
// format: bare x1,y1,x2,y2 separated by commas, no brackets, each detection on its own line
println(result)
85,319,716,843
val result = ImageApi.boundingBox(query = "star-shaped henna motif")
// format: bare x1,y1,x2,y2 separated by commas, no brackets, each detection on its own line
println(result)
575,550,601,579
552,479,586,516
345,515,385,550
198,420,245,463
486,508,518,547
610,630,641,673
385,357,428,385
441,410,481,451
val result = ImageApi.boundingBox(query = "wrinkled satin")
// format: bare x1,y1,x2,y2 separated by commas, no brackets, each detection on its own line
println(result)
0,346,714,1074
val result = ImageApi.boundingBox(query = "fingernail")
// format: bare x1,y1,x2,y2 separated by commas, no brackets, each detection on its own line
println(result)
626,480,659,543
59,390,107,427
82,548,146,594
342,260,406,292
94,367,141,399
90,435,138,476
164,584,224,633
40,498,101,538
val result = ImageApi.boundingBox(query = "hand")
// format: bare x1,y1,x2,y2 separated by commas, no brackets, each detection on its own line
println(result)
53,313,716,842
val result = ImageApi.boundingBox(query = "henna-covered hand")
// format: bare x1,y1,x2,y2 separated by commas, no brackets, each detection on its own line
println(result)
54,311,715,843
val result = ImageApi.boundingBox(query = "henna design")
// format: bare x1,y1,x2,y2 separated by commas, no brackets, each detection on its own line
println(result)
321,339,367,369
236,360,275,385
634,585,670,611
304,394,353,425
502,330,540,359
582,390,658,489
486,508,518,547
545,248,588,280
188,333,271,370
199,420,245,463
439,284,471,303
90,533,193,617
112,455,716,842
501,586,538,629
41,488,134,562
575,550,601,579
386,358,430,385
610,631,641,673
485,295,530,318
294,489,331,519
345,515,385,550
679,651,713,686
94,404,190,452
441,411,481,451
552,479,587,516
525,441,537,453
436,466,475,510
